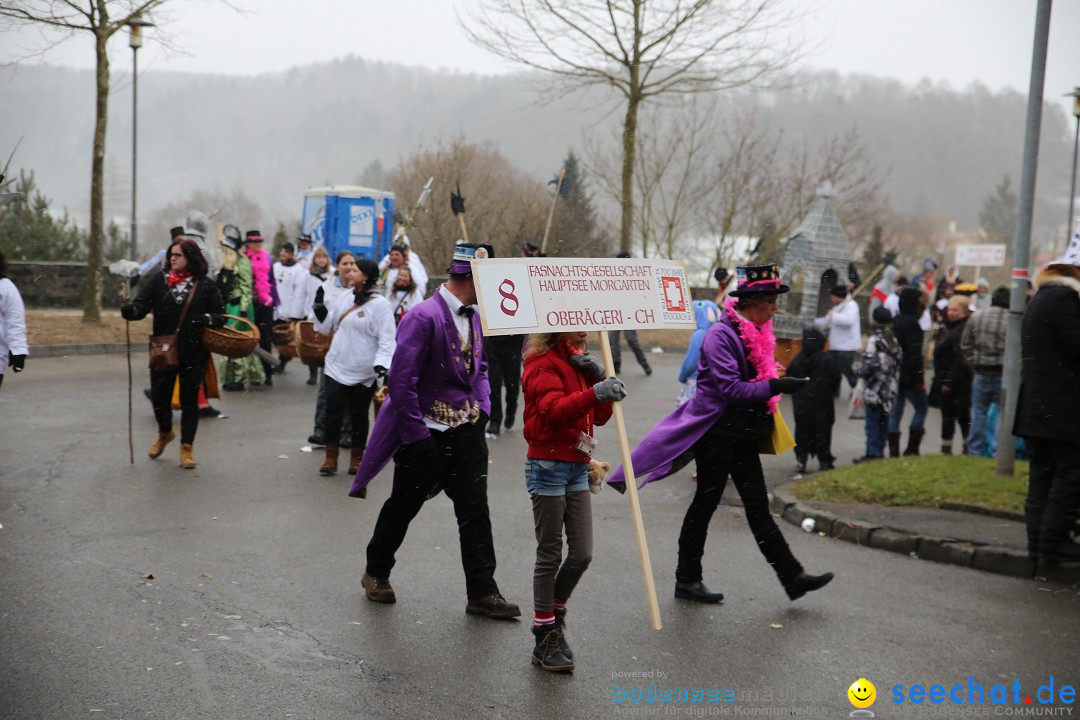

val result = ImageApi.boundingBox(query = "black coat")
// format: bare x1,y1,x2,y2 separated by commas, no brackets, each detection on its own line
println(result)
1013,270,1080,442
128,272,224,362
933,316,972,402
893,287,926,389
786,327,841,426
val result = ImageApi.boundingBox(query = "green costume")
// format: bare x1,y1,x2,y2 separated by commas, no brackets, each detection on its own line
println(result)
218,254,266,386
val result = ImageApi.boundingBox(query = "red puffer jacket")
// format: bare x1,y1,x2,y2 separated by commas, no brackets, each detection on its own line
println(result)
522,340,613,462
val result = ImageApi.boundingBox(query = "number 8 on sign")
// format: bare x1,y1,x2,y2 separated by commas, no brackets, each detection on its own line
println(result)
498,279,519,316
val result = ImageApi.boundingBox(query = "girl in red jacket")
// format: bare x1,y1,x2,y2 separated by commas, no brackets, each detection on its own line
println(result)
521,331,626,673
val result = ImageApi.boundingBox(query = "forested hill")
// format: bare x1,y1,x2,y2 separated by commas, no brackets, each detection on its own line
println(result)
0,57,1071,237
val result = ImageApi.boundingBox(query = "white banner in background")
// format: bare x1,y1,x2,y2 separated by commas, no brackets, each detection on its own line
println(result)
472,258,696,336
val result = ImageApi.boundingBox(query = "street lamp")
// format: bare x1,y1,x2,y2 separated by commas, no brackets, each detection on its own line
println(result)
127,13,154,261
1067,87,1080,247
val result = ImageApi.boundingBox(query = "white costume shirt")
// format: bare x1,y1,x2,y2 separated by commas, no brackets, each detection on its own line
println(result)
813,298,861,351
301,269,333,320
273,261,309,320
0,277,29,375
315,291,396,387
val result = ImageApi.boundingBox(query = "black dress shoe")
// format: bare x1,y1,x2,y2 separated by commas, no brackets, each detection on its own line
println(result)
674,580,724,603
785,571,834,601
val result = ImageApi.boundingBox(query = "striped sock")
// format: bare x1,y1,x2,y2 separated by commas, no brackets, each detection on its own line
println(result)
534,611,556,629
553,598,568,615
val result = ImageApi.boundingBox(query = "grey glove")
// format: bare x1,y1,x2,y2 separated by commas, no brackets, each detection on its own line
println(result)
568,352,605,381
769,376,810,394
593,376,627,403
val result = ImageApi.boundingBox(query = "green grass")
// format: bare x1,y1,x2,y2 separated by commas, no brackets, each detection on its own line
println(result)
791,455,1029,515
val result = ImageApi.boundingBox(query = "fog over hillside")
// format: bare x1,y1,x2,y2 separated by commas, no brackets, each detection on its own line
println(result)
0,57,1072,253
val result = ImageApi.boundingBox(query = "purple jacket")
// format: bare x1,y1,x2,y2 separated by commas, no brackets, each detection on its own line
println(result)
350,291,490,496
608,313,775,488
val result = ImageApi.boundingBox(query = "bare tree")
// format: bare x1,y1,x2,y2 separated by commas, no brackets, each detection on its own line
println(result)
463,0,806,256
0,1,233,322
386,136,550,272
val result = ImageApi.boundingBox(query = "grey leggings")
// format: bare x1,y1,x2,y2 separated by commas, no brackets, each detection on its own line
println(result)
532,491,593,613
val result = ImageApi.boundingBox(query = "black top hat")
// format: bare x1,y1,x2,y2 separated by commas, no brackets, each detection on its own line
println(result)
245,230,264,243
447,243,495,275
830,285,849,299
728,264,790,297
169,226,185,240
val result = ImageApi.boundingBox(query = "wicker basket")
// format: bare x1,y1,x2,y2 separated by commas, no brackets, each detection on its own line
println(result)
296,320,331,367
202,314,259,358
271,321,299,357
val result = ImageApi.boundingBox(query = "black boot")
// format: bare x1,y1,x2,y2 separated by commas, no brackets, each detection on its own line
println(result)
531,625,574,672
553,616,573,660
674,580,724,603
903,428,925,456
888,432,902,458
784,571,835,601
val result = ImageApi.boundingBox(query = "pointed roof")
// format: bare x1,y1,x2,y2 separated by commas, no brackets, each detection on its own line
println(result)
789,186,851,260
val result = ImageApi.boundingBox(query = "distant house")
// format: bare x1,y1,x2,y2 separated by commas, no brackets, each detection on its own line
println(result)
774,182,853,340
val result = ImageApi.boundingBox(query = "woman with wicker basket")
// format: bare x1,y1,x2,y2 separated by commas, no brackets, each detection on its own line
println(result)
300,247,334,385
312,257,395,476
217,225,265,391
121,238,225,469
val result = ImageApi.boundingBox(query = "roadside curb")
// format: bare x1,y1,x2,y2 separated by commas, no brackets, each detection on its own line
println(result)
770,483,1044,580
32,343,143,358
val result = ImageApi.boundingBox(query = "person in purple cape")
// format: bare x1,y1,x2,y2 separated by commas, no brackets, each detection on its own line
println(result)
608,264,834,604
351,242,521,621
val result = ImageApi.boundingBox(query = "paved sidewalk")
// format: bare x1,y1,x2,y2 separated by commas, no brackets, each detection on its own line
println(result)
772,483,1080,585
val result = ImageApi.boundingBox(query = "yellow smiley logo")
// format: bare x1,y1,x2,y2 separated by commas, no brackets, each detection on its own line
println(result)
848,678,876,709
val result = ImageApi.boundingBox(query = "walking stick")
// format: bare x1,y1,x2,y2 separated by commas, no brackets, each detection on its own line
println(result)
450,183,470,245
540,166,566,256
109,260,141,463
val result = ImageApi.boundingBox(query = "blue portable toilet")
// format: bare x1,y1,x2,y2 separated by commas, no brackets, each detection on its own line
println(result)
301,185,396,263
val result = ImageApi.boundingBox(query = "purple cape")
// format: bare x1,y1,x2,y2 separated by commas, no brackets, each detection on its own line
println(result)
608,313,775,489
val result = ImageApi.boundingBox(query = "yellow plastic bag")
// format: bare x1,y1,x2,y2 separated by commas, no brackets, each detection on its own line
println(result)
759,410,796,455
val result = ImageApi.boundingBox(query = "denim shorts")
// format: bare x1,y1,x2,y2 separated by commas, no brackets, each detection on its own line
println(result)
525,458,589,497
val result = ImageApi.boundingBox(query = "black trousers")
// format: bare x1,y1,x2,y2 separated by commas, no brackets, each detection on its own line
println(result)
365,422,499,598
486,339,521,428
608,329,650,372
939,392,971,443
323,375,376,448
253,303,275,378
677,426,802,587
150,355,207,445
1025,437,1080,558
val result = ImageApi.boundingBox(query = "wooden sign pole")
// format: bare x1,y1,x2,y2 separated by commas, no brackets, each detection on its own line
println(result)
597,330,662,631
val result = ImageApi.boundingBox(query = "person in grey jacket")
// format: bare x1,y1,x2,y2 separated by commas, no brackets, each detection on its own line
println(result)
960,286,1009,457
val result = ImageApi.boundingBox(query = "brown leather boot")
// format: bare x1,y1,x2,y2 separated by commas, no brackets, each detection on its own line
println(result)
348,447,364,475
180,443,197,469
320,446,340,475
148,430,176,459
941,442,953,455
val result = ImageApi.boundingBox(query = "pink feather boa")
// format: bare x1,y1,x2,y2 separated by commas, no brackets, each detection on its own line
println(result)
246,248,273,306
724,297,781,414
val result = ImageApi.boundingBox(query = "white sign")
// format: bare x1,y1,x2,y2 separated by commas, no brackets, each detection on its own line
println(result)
955,244,1006,267
473,258,696,336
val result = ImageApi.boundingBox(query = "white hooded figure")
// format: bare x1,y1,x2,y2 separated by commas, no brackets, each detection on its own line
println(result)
184,210,221,275
870,264,899,313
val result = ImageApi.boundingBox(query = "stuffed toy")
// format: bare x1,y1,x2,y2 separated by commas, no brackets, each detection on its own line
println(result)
587,460,611,494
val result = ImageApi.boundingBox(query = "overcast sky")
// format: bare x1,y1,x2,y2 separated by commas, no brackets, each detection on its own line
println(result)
1,0,1078,119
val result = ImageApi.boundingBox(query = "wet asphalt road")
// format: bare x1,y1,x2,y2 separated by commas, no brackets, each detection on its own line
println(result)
1,351,1078,719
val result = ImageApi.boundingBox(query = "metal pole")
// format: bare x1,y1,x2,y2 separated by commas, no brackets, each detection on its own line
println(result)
129,45,139,261
996,0,1052,477
1068,115,1079,248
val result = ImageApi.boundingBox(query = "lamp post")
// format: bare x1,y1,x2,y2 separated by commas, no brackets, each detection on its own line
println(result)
127,14,154,261
1067,87,1080,246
